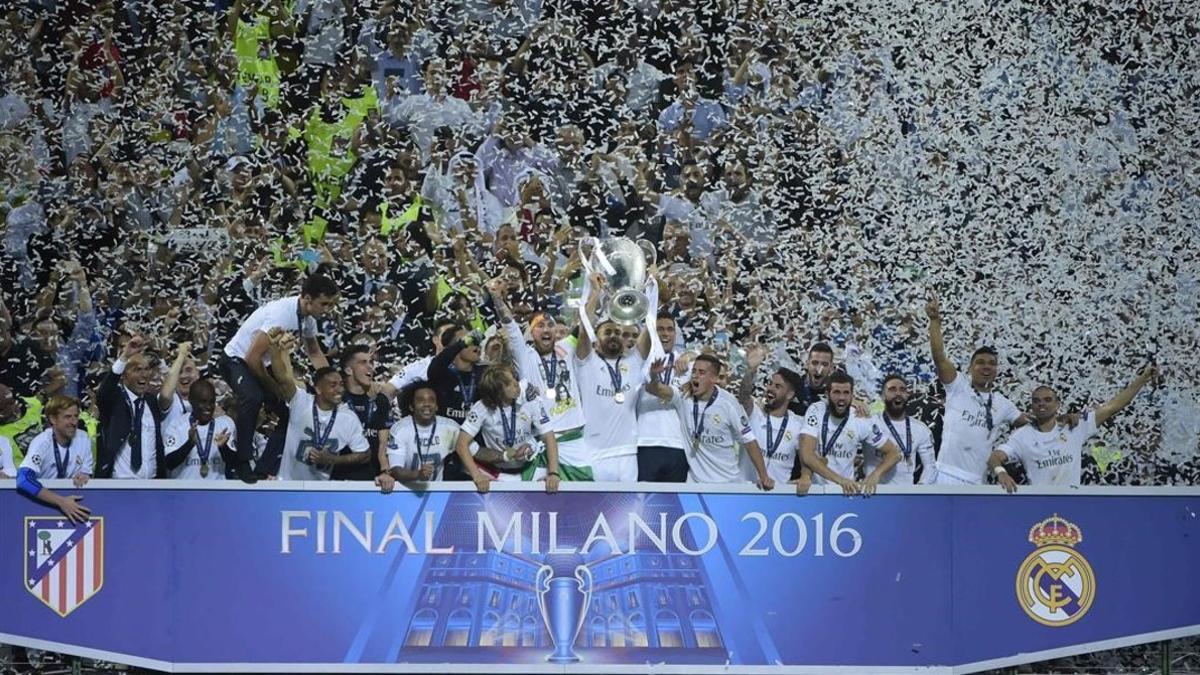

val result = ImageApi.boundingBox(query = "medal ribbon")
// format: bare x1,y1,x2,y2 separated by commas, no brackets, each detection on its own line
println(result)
691,389,719,443
883,415,912,458
820,406,849,457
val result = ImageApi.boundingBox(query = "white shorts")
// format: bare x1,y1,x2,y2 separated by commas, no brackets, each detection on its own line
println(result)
591,455,638,482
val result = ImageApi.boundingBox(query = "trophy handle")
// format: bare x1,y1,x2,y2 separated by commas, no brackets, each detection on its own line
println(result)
535,564,554,637
577,237,596,275
572,564,593,645
636,238,657,269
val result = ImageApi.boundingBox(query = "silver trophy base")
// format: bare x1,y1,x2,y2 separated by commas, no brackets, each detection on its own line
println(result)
546,653,581,664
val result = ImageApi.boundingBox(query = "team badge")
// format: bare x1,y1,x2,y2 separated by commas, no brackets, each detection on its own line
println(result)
24,517,104,617
1015,514,1094,626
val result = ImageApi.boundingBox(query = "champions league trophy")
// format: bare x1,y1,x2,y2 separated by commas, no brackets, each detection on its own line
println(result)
535,556,593,663
578,237,657,325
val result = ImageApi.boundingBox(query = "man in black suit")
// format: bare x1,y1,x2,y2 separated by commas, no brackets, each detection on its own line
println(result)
96,336,165,479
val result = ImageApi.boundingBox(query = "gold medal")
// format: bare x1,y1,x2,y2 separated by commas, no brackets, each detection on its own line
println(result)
200,463,210,478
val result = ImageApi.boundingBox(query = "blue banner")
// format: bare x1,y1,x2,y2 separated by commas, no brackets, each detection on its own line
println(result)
2,483,1198,673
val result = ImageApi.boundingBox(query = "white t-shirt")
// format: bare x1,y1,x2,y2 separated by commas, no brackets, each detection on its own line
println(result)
278,390,370,481
160,393,192,439
659,385,755,483
507,321,587,433
223,296,318,364
575,350,647,460
20,429,93,480
637,351,691,450
0,436,17,476
164,415,236,481
742,404,802,485
387,355,433,393
998,411,1098,487
459,397,552,463
937,374,1022,483
868,413,936,485
800,401,887,482
385,415,461,481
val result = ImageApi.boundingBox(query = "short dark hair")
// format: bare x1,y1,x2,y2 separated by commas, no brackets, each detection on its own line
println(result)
301,273,340,299
971,346,999,364
881,373,907,391
694,353,723,374
438,322,465,345
776,367,803,394
189,378,216,401
339,344,372,373
809,342,834,357
828,371,855,390
313,366,341,384
656,310,676,322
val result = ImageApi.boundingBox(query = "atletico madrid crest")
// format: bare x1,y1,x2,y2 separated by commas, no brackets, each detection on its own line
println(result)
24,517,104,617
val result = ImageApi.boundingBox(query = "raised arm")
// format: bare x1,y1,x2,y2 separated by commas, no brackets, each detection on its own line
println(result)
738,343,766,415
159,341,193,411
1094,364,1159,427
644,358,674,401
924,293,957,385
575,271,605,360
267,330,299,401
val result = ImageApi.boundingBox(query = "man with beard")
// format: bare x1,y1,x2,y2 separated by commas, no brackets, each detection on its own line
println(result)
789,342,836,416
988,365,1159,491
738,345,808,486
645,354,774,488
574,273,653,482
868,375,936,485
97,336,166,479
488,281,591,480
926,294,1030,484
798,372,900,495
266,331,370,482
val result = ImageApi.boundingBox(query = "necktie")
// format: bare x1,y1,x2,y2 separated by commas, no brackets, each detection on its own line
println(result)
130,398,145,473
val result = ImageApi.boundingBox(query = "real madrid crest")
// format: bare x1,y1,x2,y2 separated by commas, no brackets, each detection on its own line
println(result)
1015,514,1095,627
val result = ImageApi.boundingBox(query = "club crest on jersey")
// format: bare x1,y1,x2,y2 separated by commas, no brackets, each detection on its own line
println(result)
24,517,104,617
1015,514,1094,627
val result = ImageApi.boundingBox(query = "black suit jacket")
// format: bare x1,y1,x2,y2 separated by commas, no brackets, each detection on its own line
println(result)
96,369,166,478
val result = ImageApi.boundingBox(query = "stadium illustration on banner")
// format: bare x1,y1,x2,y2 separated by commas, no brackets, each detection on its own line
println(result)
1016,514,1095,628
2,487,1198,674
23,517,104,618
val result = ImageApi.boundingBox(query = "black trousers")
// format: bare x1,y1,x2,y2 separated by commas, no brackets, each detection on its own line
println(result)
637,445,690,482
220,355,288,475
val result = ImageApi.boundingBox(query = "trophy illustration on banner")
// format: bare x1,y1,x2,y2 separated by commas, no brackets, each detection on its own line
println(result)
578,237,657,325
535,557,594,663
